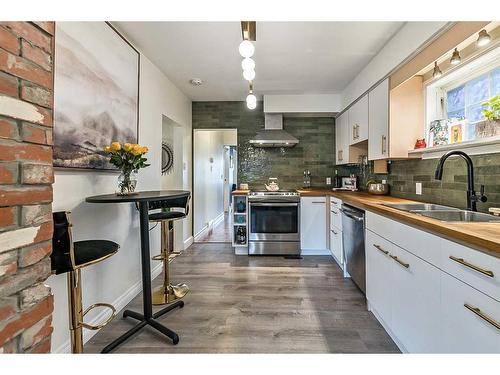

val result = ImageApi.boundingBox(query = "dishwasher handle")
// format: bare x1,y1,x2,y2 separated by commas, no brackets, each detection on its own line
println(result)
340,208,364,222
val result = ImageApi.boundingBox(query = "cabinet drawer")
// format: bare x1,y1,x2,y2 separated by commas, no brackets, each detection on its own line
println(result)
329,226,343,267
366,211,441,267
330,207,342,230
440,272,500,353
441,239,500,302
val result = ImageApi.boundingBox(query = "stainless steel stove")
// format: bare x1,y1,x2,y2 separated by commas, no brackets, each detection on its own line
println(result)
248,190,300,255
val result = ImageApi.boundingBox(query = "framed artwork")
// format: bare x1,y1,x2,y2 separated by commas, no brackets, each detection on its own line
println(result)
53,22,139,170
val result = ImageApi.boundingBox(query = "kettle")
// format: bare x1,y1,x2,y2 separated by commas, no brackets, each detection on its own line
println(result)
265,177,280,192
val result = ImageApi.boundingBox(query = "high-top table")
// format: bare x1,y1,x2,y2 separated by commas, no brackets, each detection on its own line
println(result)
86,190,191,353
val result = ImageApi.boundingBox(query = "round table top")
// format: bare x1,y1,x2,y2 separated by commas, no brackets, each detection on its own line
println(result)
86,190,191,203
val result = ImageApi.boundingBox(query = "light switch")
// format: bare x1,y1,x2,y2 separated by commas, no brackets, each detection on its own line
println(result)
416,182,422,195
326,177,332,185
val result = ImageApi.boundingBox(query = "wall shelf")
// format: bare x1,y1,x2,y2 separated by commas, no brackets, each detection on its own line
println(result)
408,136,500,159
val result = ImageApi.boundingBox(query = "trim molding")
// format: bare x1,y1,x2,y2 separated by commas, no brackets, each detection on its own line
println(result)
53,262,163,354
300,249,332,256
183,236,194,250
193,212,225,242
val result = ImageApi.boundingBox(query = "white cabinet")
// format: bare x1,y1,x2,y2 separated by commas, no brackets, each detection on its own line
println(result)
348,94,368,144
440,272,500,353
300,197,327,251
368,78,389,160
329,197,343,268
335,112,348,165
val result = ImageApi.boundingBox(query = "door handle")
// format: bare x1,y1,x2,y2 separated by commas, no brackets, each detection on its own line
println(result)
373,244,389,255
390,254,410,268
464,303,500,330
449,256,494,277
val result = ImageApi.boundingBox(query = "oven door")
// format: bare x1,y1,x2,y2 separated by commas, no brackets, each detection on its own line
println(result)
249,202,300,242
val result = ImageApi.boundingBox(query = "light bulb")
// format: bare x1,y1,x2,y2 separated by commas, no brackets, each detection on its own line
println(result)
247,100,257,110
246,93,257,105
432,61,442,79
450,48,461,65
243,69,255,81
241,58,255,71
477,29,491,47
239,40,255,58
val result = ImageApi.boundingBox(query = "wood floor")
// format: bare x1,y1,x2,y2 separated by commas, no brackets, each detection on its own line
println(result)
196,213,231,243
85,242,399,353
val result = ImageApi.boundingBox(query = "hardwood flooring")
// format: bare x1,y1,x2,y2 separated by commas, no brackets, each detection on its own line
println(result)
85,242,399,353
196,213,231,243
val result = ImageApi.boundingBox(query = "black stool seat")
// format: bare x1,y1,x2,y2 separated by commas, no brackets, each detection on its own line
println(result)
74,240,119,267
149,211,186,221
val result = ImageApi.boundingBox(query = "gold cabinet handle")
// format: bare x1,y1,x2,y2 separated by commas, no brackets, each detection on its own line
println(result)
352,125,356,140
390,254,410,268
464,303,500,330
449,256,494,278
381,135,387,155
373,244,389,255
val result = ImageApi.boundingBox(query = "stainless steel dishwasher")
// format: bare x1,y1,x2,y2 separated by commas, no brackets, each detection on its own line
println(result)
341,204,366,294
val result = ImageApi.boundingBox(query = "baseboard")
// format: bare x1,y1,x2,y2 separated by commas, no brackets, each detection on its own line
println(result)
183,236,194,250
194,212,225,242
54,262,164,353
212,212,225,226
300,249,332,256
367,301,407,353
194,225,209,241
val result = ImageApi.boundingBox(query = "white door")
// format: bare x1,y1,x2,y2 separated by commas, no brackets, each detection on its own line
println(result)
349,95,368,144
300,197,327,250
368,78,389,160
335,113,345,164
440,272,500,353
365,230,393,328
390,245,441,353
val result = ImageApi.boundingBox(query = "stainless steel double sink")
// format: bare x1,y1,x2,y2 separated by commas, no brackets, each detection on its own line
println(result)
382,203,500,223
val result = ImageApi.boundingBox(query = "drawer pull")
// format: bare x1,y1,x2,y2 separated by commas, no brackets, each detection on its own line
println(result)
464,303,500,330
449,256,494,278
390,254,410,268
373,244,389,255
331,210,338,215
331,229,338,235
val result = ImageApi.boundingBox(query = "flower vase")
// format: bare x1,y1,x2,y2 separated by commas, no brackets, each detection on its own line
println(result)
117,170,138,195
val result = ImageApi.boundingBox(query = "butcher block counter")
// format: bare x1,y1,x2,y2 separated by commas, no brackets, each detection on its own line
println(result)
297,188,500,256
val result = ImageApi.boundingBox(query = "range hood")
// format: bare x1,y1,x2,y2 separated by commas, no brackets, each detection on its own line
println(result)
249,114,299,148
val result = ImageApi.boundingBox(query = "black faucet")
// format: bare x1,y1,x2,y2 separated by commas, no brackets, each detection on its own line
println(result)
434,150,487,212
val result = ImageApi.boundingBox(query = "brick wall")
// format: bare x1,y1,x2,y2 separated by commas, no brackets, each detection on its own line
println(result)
0,22,54,353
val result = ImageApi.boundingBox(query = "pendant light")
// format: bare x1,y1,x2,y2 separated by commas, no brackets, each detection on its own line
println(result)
477,29,491,47
240,22,257,110
432,61,442,79
450,48,461,65
239,40,255,58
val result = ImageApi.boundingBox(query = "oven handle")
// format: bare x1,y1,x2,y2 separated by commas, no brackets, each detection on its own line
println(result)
250,202,299,207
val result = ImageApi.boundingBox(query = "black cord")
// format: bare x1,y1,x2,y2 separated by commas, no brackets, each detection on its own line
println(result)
149,222,158,231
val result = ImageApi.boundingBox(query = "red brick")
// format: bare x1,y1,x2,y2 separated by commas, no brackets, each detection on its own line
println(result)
21,163,53,184
21,123,47,145
21,315,52,350
0,141,52,162
0,206,17,227
0,162,18,184
0,117,19,140
45,129,53,145
0,258,51,299
32,22,54,36
18,242,51,268
0,71,18,98
0,297,17,322
0,186,52,206
26,336,51,353
21,204,51,226
0,23,51,53
0,26,20,55
21,40,51,72
19,282,51,309
20,82,51,108
0,259,17,277
0,49,52,90
33,221,53,243
0,294,53,347
0,337,18,353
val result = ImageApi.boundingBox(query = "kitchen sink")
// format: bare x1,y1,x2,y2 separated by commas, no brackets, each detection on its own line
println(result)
383,203,460,212
415,210,500,223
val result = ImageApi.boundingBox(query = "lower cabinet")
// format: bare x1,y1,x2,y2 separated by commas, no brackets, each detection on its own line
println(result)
366,212,500,353
329,226,343,266
300,197,327,251
440,272,500,353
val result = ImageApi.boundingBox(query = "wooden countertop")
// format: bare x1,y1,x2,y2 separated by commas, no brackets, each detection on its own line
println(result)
298,188,500,257
232,189,250,195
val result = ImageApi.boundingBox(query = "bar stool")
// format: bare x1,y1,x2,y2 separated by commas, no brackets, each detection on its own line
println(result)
148,195,190,305
51,211,120,353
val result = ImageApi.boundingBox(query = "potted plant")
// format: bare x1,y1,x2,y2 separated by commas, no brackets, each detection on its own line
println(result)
478,95,500,138
104,142,150,195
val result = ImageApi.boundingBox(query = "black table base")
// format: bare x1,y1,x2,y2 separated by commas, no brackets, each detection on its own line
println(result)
101,301,184,353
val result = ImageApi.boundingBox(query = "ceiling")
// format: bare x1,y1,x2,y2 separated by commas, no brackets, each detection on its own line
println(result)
115,22,405,101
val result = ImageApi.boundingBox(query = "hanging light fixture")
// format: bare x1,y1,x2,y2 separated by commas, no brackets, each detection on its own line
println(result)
432,61,442,79
240,21,257,110
243,69,256,81
477,29,492,47
239,40,255,58
450,48,461,65
246,82,257,109
241,57,255,71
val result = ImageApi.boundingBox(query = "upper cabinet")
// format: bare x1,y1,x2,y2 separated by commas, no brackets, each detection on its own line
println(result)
368,76,424,161
348,95,368,145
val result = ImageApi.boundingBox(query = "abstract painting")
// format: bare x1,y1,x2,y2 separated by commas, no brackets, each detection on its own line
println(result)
54,22,139,170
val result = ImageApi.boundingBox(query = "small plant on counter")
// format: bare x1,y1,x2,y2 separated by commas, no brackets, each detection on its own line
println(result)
104,142,150,195
482,95,500,121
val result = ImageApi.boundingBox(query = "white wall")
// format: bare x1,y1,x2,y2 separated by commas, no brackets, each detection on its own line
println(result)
342,22,449,109
48,53,192,353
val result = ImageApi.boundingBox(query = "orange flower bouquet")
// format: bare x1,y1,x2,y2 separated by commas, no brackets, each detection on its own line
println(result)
104,142,150,195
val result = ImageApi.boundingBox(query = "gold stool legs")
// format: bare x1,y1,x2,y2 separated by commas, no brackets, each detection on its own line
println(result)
67,269,84,353
152,220,189,305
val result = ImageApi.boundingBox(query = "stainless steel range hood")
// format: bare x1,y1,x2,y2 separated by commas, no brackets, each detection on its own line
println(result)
249,114,299,148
